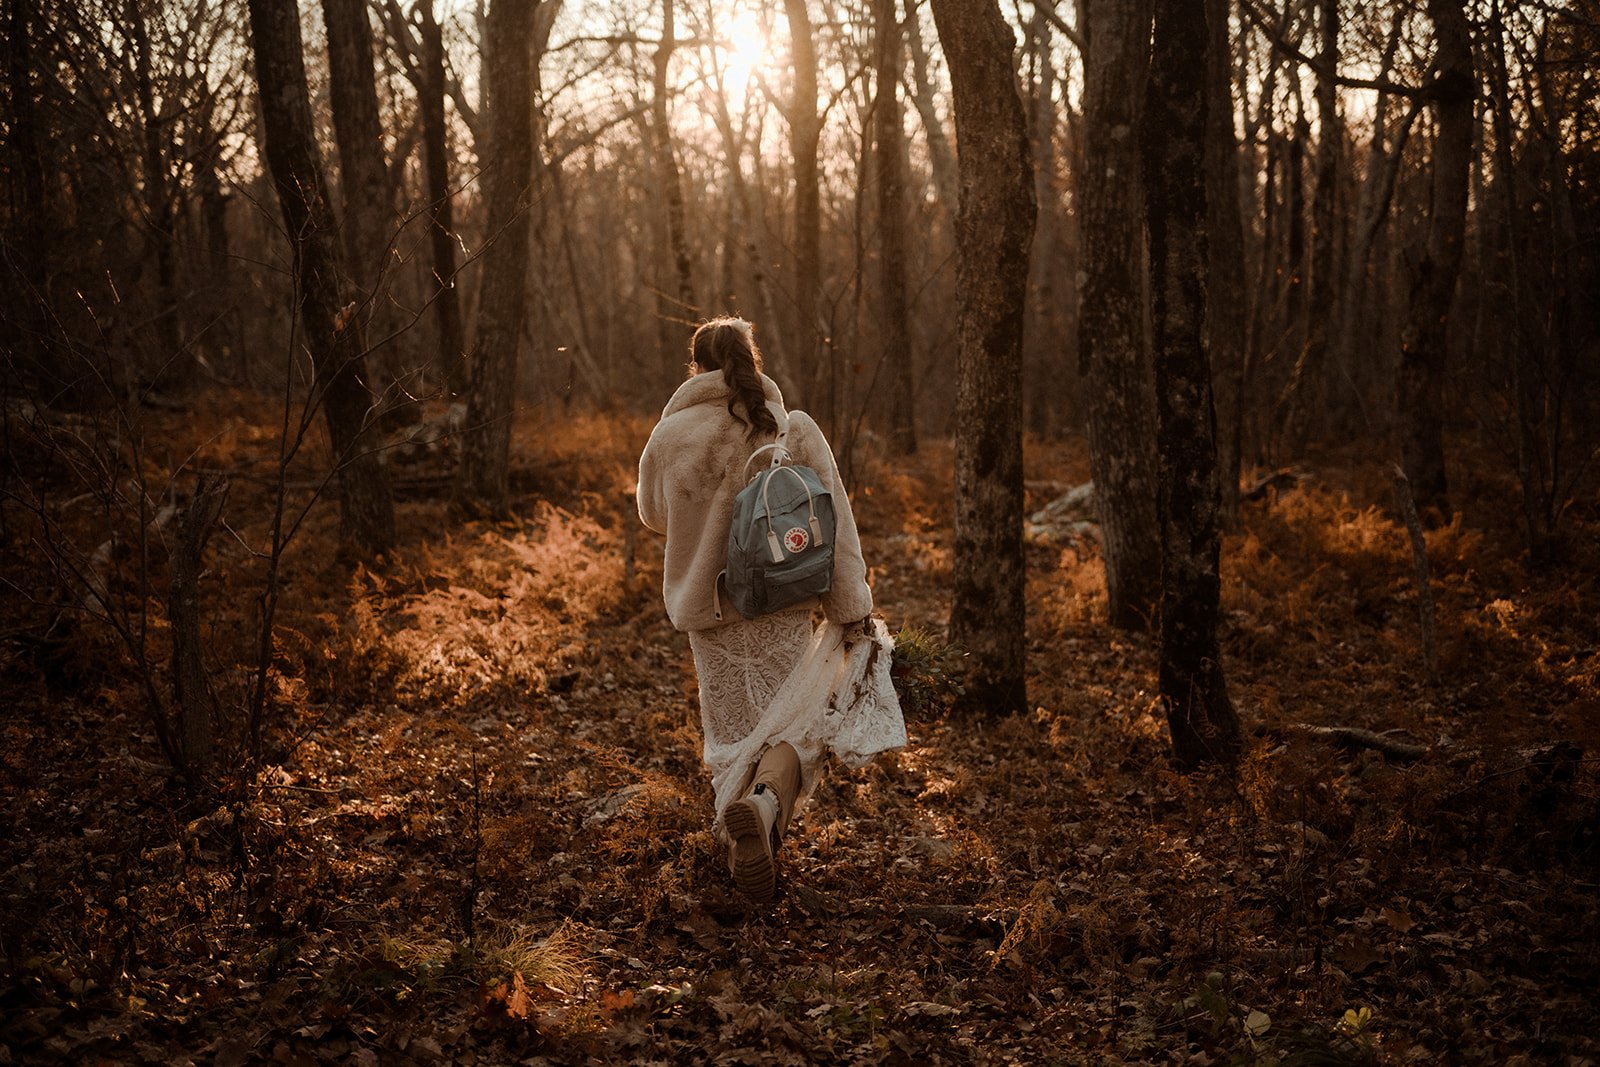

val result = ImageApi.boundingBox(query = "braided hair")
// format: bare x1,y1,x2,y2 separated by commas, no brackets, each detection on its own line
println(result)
689,317,779,440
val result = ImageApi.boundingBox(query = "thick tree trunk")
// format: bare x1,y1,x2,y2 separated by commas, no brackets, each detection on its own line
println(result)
1078,0,1161,629
415,0,466,395
929,0,1036,715
1145,0,1242,769
1205,0,1246,525
246,0,395,555
874,0,916,455
1398,0,1473,511
783,0,826,429
458,0,536,515
323,0,400,399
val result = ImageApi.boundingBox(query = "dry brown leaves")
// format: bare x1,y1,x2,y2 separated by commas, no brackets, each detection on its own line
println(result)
1,403,1596,1064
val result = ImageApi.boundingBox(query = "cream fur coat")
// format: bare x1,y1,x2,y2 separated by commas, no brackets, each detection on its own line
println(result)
637,372,873,633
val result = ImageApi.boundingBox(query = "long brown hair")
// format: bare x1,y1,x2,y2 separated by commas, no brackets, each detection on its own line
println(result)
689,317,779,440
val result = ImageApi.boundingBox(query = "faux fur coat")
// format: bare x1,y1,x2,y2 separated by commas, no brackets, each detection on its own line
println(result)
637,372,873,633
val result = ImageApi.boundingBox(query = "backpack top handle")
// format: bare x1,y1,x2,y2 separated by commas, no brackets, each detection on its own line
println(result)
740,408,793,483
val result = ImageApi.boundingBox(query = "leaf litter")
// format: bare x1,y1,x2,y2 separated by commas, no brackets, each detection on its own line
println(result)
0,398,1596,1064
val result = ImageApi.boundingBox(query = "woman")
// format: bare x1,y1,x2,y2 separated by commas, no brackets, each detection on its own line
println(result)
637,316,898,905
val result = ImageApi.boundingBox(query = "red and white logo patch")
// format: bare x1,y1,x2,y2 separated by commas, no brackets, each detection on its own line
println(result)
783,527,810,555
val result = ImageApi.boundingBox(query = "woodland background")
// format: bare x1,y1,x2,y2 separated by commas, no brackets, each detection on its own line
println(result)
2,0,1597,1062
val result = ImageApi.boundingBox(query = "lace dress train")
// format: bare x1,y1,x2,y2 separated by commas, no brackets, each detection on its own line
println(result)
689,611,907,838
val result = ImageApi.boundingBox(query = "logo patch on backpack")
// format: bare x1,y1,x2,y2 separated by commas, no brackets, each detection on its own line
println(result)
783,527,810,555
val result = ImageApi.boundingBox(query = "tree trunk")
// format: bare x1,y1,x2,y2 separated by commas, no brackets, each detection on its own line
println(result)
874,0,916,455
416,0,466,396
903,0,960,223
652,0,697,323
1078,0,1161,629
1145,0,1242,769
1205,0,1246,526
323,0,399,401
246,0,395,555
1283,0,1340,448
128,0,183,384
2,0,57,395
784,0,827,428
1024,5,1063,438
458,0,536,516
929,0,1036,715
1398,0,1473,511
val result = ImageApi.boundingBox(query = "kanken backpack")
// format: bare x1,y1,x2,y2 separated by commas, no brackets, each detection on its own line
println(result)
717,413,837,620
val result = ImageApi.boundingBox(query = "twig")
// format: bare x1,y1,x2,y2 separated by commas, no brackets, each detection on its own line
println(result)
1391,463,1440,686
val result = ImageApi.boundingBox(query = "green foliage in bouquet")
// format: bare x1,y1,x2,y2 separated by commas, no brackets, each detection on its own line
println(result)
891,627,965,720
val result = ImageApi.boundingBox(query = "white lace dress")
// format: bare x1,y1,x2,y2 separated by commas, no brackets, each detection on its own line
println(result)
690,611,907,837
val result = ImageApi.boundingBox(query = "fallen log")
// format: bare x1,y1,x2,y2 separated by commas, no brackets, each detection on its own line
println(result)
1292,724,1428,761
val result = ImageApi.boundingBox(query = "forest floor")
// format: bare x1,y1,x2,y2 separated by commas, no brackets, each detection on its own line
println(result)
2,392,1598,1065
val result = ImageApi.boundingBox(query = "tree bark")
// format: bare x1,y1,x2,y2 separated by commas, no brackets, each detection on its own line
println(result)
930,0,1036,715
652,0,697,323
1205,0,1246,525
2,0,57,395
1146,0,1242,769
903,0,960,220
458,0,536,516
246,0,395,555
784,2,832,431
415,0,467,394
1078,0,1161,629
127,0,183,383
874,0,916,455
1398,0,1473,511
784,0,826,428
1283,0,1340,448
323,0,399,397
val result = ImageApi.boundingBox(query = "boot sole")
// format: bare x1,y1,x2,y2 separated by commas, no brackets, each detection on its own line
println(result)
725,800,776,904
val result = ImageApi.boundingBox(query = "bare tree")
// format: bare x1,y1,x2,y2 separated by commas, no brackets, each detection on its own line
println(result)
1398,0,1474,510
1145,0,1242,768
874,0,916,454
246,0,396,555
653,0,698,324
1078,0,1161,629
1281,0,1340,447
1206,0,1247,524
2,0,56,395
322,0,400,392
929,0,1036,714
783,0,827,427
413,0,467,396
458,0,537,516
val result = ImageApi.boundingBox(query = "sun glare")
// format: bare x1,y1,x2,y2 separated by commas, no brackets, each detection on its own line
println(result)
717,9,770,108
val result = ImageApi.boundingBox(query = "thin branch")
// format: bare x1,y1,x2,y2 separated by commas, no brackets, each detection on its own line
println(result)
1239,0,1427,97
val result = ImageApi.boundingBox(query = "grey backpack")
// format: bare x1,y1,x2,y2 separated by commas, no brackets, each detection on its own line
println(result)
717,414,836,621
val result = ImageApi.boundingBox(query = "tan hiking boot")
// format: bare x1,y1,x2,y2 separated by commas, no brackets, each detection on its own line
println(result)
725,784,781,904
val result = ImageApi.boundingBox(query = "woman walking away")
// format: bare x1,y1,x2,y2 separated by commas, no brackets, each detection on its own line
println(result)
637,316,905,906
